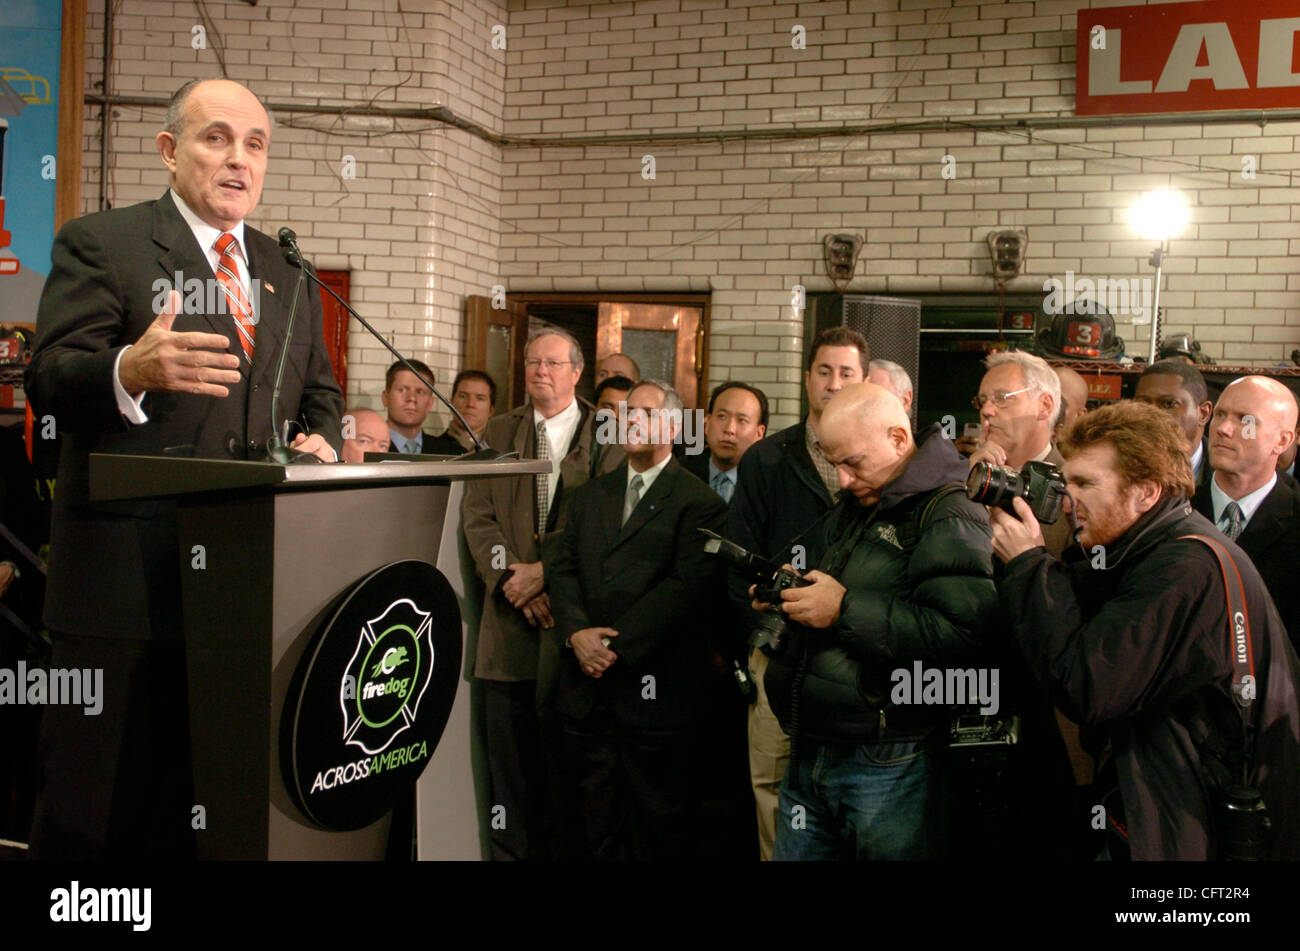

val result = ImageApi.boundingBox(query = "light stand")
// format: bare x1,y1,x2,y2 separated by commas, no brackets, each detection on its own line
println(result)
1146,238,1168,365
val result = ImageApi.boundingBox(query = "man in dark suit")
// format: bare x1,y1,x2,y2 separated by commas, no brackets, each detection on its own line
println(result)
682,381,768,502
382,359,438,454
1135,359,1215,491
23,78,343,858
548,378,727,860
1193,376,1300,651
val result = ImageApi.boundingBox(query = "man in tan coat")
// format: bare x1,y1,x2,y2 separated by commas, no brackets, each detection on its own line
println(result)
462,328,619,860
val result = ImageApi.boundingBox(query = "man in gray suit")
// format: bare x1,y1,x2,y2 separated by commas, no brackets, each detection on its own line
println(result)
462,328,618,859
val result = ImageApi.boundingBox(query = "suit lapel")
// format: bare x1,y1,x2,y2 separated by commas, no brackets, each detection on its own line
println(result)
611,460,677,552
243,232,290,388
598,464,628,553
152,193,253,381
153,195,230,338
1239,481,1296,554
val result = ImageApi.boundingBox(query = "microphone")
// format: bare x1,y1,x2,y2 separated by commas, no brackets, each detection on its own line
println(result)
279,231,491,456
278,226,313,272
263,228,322,465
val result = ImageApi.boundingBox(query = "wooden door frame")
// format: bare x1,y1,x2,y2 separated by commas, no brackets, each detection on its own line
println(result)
505,292,712,406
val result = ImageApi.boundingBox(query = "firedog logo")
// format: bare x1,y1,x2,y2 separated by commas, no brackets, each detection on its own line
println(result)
341,599,434,755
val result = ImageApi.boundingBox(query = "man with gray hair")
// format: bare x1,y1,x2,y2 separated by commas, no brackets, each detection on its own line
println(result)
970,350,1072,558
867,359,914,414
462,326,620,860
25,77,342,858
547,378,728,859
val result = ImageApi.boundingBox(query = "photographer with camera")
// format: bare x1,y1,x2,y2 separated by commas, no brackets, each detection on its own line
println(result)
970,351,1075,559
991,401,1300,859
754,383,999,860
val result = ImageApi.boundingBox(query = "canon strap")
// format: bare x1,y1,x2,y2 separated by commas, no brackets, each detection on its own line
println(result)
1180,533,1258,784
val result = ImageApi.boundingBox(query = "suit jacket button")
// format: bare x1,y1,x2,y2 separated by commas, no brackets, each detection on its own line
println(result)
248,440,258,451
252,383,260,392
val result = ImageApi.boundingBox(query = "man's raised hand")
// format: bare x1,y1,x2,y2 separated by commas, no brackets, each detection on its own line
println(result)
118,289,243,397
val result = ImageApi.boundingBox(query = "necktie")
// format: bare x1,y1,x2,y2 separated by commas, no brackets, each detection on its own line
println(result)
623,474,644,527
213,233,256,364
536,419,551,533
711,471,734,504
1221,501,1243,540
403,439,420,454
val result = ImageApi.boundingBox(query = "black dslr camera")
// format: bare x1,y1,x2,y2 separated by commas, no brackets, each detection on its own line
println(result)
699,529,810,660
966,459,1067,524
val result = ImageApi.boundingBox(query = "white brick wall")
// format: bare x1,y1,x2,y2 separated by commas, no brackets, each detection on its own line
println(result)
80,0,506,422
80,0,1300,430
500,0,1300,426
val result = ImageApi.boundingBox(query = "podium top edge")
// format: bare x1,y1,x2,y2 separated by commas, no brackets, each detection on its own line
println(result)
89,453,553,502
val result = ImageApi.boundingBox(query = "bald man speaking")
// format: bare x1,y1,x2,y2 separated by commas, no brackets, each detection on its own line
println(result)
756,383,998,860
1193,376,1300,651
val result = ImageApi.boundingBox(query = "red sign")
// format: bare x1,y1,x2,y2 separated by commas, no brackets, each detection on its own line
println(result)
1077,0,1300,116
1085,375,1124,401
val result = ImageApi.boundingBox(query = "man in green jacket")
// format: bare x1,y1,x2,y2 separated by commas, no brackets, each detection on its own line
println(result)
760,383,1000,860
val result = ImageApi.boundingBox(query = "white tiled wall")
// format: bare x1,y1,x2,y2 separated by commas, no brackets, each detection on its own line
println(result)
81,0,1300,428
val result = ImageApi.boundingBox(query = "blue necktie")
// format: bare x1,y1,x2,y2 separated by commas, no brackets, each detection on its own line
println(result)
711,471,734,503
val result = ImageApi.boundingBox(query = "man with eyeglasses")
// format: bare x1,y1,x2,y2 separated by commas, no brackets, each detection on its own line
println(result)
970,350,1092,846
462,328,621,860
970,350,1074,559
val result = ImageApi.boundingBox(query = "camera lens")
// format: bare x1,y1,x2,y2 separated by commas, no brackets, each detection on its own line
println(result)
965,461,1025,509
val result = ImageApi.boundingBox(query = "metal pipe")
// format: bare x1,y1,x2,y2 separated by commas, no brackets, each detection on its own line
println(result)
83,88,1300,151
98,0,112,210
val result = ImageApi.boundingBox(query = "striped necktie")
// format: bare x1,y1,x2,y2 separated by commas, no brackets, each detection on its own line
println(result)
213,232,256,364
536,419,552,533
1220,501,1243,540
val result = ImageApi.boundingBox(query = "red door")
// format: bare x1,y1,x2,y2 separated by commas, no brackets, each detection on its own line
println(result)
316,270,350,394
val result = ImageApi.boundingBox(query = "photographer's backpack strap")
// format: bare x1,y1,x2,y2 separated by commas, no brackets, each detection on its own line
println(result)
895,482,967,551
1179,533,1258,782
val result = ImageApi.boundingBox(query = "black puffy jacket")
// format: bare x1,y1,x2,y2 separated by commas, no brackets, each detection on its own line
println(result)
765,425,1000,745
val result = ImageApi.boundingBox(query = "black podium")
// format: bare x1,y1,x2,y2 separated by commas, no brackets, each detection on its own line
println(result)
91,454,547,860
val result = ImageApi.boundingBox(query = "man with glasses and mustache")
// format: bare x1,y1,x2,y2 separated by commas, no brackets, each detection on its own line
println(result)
969,350,1074,559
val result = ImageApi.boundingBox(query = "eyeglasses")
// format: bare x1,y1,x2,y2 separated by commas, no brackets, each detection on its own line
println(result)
971,386,1031,412
524,358,573,372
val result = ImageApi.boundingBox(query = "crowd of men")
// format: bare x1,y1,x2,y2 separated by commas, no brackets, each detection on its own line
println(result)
20,77,1300,862
419,322,1300,862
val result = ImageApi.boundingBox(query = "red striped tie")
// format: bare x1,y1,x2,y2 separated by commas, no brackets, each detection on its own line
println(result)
214,232,256,364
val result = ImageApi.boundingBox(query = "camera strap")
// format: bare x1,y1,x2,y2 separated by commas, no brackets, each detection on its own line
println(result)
1179,533,1257,784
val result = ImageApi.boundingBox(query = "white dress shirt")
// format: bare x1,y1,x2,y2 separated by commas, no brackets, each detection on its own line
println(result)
627,451,673,496
1210,472,1277,535
534,397,582,516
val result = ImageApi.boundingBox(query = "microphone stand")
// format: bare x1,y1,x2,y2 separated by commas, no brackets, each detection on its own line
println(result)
264,246,321,465
279,236,498,459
